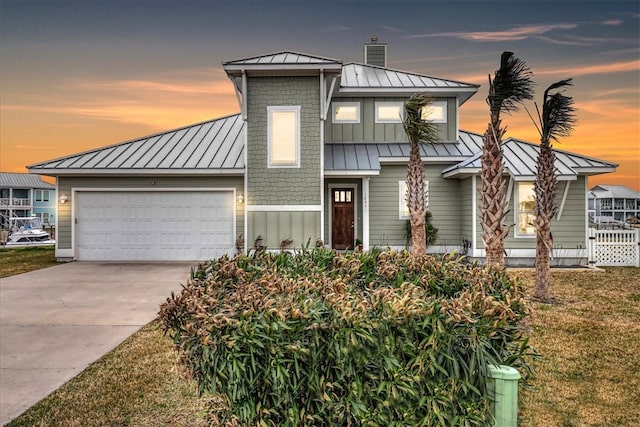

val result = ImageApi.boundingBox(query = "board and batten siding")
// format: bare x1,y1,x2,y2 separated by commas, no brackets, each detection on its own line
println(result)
55,176,244,250
325,97,457,143
369,164,462,249
248,211,321,250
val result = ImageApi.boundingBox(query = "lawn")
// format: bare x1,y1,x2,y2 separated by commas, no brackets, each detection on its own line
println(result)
0,245,57,278
5,260,640,427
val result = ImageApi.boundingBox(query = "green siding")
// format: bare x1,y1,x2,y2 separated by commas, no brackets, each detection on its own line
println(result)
248,211,321,249
246,77,321,205
474,176,587,250
325,97,457,142
56,176,244,250
369,164,462,248
459,177,473,245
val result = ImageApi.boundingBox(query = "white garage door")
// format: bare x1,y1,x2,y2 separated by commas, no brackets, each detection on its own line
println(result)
76,191,235,261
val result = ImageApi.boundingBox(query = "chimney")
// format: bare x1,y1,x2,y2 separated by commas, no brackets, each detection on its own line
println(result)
364,36,387,67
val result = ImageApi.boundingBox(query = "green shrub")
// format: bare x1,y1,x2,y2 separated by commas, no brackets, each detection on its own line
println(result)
160,249,533,426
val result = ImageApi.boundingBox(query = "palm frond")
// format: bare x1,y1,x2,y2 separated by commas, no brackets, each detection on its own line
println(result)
403,93,439,145
542,79,576,142
488,51,535,115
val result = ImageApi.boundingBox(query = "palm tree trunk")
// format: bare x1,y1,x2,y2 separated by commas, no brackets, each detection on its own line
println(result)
533,139,556,301
480,116,508,267
407,141,426,256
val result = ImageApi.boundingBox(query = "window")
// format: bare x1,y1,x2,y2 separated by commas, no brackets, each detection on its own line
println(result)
516,182,536,236
268,106,300,167
399,180,429,219
421,101,447,123
332,102,360,123
35,212,50,225
375,101,404,123
35,190,50,202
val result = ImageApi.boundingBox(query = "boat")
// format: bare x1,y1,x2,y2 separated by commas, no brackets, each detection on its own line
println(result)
2,216,55,246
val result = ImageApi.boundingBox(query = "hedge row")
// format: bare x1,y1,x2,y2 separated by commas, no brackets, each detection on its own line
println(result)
159,248,533,426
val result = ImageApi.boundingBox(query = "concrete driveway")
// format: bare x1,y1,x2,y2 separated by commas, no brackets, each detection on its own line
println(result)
0,262,193,426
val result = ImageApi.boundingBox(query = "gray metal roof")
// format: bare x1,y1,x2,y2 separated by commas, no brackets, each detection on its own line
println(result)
0,172,55,189
28,114,245,175
338,63,479,103
224,51,342,66
441,138,617,180
325,131,484,174
223,51,343,76
590,185,640,199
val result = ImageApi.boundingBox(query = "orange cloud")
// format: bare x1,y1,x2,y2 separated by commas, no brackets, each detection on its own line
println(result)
409,23,578,41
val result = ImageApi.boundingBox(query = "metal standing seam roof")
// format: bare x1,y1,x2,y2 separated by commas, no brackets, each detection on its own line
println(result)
590,185,640,199
441,138,618,179
28,114,245,175
324,130,484,173
338,63,479,103
223,51,343,66
0,172,55,189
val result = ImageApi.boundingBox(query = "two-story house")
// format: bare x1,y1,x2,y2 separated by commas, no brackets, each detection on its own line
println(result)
1,172,56,229
28,43,616,264
589,184,640,225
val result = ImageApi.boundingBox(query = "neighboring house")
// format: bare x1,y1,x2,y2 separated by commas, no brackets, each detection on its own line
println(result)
588,184,640,224
28,42,617,264
0,172,56,228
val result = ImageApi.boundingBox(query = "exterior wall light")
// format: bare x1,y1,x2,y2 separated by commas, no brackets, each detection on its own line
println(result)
59,193,68,204
237,194,244,204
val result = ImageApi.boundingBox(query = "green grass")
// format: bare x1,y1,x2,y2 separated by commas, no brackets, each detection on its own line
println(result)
5,258,640,426
0,246,57,278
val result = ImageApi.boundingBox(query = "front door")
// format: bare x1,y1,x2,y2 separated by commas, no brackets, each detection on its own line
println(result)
331,188,354,250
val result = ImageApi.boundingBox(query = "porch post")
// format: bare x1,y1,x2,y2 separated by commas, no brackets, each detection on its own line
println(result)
363,177,370,250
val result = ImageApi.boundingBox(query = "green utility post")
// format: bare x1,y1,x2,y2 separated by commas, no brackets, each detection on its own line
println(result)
488,365,520,427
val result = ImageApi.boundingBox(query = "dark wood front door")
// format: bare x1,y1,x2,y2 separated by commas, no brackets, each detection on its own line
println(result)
331,188,354,250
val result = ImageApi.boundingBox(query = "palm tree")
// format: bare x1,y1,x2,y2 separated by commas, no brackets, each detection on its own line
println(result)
530,79,576,301
403,93,438,256
480,52,535,267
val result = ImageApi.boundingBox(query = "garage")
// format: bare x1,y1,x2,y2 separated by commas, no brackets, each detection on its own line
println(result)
76,190,235,261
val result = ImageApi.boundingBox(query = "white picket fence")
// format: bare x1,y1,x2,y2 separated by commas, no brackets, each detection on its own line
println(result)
587,228,640,267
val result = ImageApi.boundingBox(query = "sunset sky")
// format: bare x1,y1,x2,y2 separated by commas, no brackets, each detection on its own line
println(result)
1,0,638,190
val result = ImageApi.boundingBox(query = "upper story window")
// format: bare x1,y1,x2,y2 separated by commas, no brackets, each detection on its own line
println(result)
375,101,404,123
421,101,447,123
35,190,50,202
268,106,300,168
399,180,429,219
332,102,360,123
516,182,536,237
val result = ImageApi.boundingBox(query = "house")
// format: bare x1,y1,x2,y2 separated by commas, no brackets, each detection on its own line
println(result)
1,172,56,229
27,42,617,265
588,184,640,225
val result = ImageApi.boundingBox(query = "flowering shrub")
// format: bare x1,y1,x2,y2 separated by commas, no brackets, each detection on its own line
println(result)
160,249,533,426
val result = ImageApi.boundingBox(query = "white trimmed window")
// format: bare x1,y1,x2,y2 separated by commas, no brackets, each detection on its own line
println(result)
268,106,300,167
35,190,50,202
399,180,429,219
375,101,404,123
421,101,447,123
516,182,536,236
332,102,360,123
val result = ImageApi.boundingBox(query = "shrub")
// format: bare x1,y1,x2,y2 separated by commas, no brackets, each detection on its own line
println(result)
159,249,533,426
